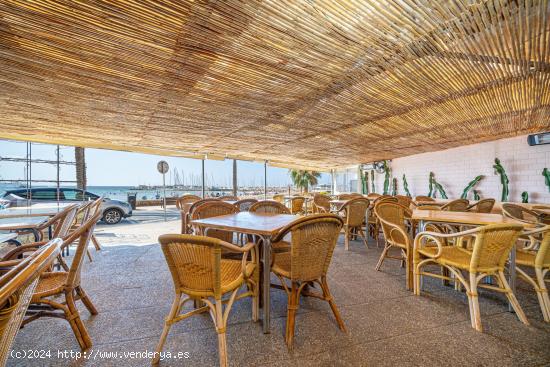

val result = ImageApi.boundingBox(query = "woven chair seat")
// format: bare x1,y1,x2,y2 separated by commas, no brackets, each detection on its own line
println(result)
220,260,255,293
271,252,291,278
417,246,476,270
515,250,548,267
32,272,68,300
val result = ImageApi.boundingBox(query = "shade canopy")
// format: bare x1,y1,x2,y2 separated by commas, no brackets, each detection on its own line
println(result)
0,1,549,170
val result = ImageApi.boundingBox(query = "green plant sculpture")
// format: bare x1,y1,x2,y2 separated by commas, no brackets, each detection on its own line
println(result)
521,191,529,203
428,172,434,197
370,170,375,193
362,170,369,194
493,158,509,201
473,190,480,200
391,177,397,196
402,174,411,197
461,175,484,199
383,161,390,195
433,180,448,199
543,168,550,193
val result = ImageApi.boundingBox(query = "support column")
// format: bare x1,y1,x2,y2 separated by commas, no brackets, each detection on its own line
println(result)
264,161,267,200
331,169,336,195
232,159,237,197
201,158,206,198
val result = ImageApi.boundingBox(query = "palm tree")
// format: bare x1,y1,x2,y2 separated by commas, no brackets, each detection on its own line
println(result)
289,169,321,193
75,147,87,190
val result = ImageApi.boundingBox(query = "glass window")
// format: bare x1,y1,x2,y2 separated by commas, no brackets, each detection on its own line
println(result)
83,191,99,200
62,189,84,200
31,189,58,200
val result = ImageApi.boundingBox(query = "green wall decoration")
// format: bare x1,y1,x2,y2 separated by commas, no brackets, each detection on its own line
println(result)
433,180,448,199
493,158,509,201
383,161,390,195
391,177,397,196
402,174,411,197
428,172,434,197
521,191,529,203
360,170,368,194
370,170,375,193
461,175,484,199
543,168,550,193
473,190,480,200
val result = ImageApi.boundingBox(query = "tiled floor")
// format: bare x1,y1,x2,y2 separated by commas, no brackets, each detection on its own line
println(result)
7,219,550,366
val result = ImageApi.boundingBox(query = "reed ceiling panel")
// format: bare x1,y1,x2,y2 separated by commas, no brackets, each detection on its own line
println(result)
0,0,549,170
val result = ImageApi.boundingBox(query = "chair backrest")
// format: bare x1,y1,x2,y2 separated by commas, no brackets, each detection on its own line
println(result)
395,195,412,208
219,195,239,201
175,194,201,210
374,196,398,205
366,193,381,199
415,205,442,210
42,204,78,238
337,193,362,200
250,200,290,214
502,203,539,223
374,202,410,247
272,194,285,203
0,239,61,366
414,196,434,201
53,205,79,238
73,201,93,226
191,201,239,242
523,225,550,267
313,194,330,213
467,198,495,213
469,224,523,271
233,198,258,212
64,211,102,287
272,214,343,281
441,199,469,212
341,198,370,227
289,197,305,214
188,198,221,218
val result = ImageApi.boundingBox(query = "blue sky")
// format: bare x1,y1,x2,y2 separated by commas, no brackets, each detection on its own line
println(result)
0,140,330,187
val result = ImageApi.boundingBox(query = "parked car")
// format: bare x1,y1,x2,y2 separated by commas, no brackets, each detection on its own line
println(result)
0,187,132,224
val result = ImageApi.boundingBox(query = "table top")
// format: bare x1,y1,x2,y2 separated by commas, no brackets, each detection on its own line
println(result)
191,212,299,236
0,203,72,219
411,210,523,226
0,233,17,243
0,216,49,230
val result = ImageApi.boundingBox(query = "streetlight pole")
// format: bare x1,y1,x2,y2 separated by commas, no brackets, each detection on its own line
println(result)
264,161,267,200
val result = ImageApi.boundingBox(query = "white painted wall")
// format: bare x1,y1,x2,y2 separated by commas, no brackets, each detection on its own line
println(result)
385,135,550,203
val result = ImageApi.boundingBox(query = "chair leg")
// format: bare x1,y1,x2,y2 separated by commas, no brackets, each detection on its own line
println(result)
91,234,102,251
413,257,421,296
320,277,346,332
344,226,350,251
375,243,390,271
359,228,369,249
214,299,229,367
153,294,182,365
405,249,413,291
468,272,482,332
86,248,93,262
66,291,92,350
535,268,550,322
497,271,529,326
285,282,299,349
76,286,98,315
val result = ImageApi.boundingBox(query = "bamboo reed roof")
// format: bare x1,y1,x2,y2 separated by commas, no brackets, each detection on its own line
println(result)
1,0,549,170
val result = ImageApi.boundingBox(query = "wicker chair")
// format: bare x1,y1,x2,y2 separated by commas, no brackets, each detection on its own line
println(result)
466,198,495,213
515,225,550,322
191,201,239,243
288,196,305,214
270,214,345,349
413,224,528,331
250,200,290,214
374,202,414,289
0,239,61,366
17,211,102,350
182,198,221,234
337,193,362,200
440,199,469,212
233,198,258,212
175,194,201,210
368,196,398,246
272,194,285,203
153,234,258,366
338,198,370,250
312,193,331,213
414,196,434,201
502,203,543,224
366,193,381,199
395,195,412,208
88,198,104,252
219,195,239,201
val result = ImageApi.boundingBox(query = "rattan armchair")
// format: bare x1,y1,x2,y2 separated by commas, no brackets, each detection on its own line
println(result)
249,200,290,214
338,198,370,250
368,196,398,246
219,195,239,201
22,211,101,350
17,204,78,242
272,194,285,203
288,196,305,214
270,214,345,349
466,198,495,213
374,202,414,289
413,224,528,331
191,201,239,243
154,234,258,367
440,199,469,211
337,193,362,200
502,203,543,224
233,198,258,212
0,239,61,366
175,194,201,210
395,195,412,208
515,225,550,322
313,193,331,213
414,196,434,201
182,198,220,234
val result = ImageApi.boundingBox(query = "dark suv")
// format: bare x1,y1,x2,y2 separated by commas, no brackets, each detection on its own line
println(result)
1,188,132,224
